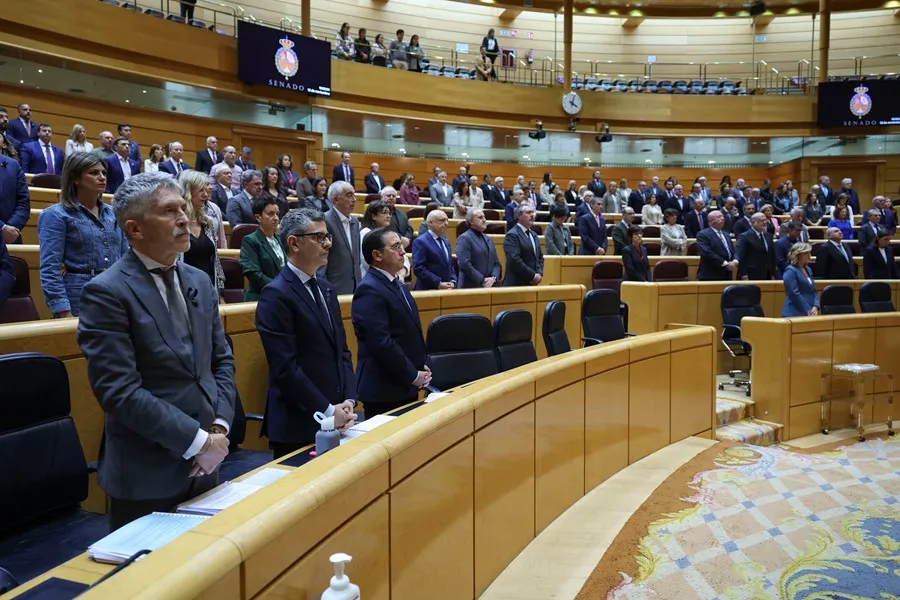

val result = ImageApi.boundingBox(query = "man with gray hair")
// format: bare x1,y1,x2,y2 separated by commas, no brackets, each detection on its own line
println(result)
195,136,221,174
839,177,860,214
226,169,262,227
220,146,243,194
695,210,737,280
778,207,809,242
490,175,510,209
76,171,236,530
612,206,635,255
318,181,361,295
210,162,233,215
92,130,115,159
159,141,190,176
256,208,357,457
816,226,854,279
429,171,453,207
365,162,385,194
503,204,543,286
736,212,775,281
380,186,412,248
236,146,255,172
297,161,319,198
412,209,455,290
456,208,500,288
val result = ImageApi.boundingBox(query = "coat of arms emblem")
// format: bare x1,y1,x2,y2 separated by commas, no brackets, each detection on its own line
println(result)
849,85,872,118
275,37,299,80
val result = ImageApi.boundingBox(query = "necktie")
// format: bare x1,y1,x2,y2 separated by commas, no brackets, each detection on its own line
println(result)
149,267,192,349
175,161,182,174
838,243,849,263
43,144,54,173
718,231,732,259
344,165,350,181
210,149,216,164
306,277,332,331
759,232,768,252
24,120,30,136
395,277,412,312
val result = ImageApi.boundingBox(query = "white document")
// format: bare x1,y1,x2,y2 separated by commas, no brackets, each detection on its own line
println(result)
424,391,449,403
88,512,209,564
340,414,397,444
176,482,261,516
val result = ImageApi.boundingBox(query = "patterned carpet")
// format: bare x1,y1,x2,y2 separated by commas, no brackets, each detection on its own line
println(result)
577,437,900,599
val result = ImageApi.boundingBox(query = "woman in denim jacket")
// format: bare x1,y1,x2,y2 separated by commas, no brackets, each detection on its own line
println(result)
38,152,129,318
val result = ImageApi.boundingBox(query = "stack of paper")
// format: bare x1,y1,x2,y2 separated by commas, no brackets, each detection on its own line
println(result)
88,512,209,564
340,414,397,444
176,467,291,516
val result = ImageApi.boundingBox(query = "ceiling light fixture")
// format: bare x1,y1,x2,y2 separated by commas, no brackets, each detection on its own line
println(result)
37,69,43,73
331,142,340,147
583,157,590,161
645,159,652,163
708,160,716,164
399,148,406,152
142,90,147,94
768,160,774,164
522,155,529,159
125,99,130,103
461,152,468,157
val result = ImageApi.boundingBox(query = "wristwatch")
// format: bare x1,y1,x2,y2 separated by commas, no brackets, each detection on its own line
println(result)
209,424,227,435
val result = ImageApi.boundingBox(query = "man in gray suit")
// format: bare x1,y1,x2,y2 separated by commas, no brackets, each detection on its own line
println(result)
503,204,543,286
456,208,501,288
226,169,262,226
778,207,810,243
76,172,236,530
428,171,453,207
318,181,361,295
296,161,318,199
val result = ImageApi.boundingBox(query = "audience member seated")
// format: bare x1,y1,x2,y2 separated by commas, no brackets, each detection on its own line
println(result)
261,165,289,217
696,210,737,280
38,153,127,317
545,204,574,256
0,155,29,245
65,123,93,155
775,222,802,279
503,204,543,287
6,103,38,144
92,131,115,160
736,212,776,281
195,136,221,174
277,153,299,196
319,181,362,295
104,136,141,194
578,194,608,256
158,141,191,176
815,226,855,280
413,210,455,290
782,243,819,317
429,171,454,207
365,162,386,194
227,169,262,226
622,225,651,282
862,229,897,280
381,187,412,251
296,160,317,198
660,208,687,256
456,208,500,288
611,207,635,254
331,151,355,189
21,124,63,175
255,208,356,458
178,170,225,300
239,196,286,301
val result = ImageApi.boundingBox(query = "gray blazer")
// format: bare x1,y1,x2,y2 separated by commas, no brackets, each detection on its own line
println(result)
296,177,316,199
545,221,574,255
429,182,453,207
76,250,235,500
456,229,501,288
318,207,361,295
226,190,254,226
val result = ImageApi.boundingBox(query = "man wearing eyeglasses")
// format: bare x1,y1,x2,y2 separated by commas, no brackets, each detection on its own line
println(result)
318,181,362,295
256,208,358,458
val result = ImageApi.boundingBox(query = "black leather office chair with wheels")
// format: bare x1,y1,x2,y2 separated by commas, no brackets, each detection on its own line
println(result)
426,314,499,390
859,281,895,313
820,285,855,315
719,285,764,396
581,289,637,347
493,309,537,371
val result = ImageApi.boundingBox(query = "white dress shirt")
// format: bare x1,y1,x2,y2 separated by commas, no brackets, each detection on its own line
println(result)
119,156,132,179
517,222,537,256
143,159,159,173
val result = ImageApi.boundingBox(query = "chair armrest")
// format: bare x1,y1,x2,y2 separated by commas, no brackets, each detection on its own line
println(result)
87,462,98,474
582,337,604,347
245,413,265,422
624,332,638,337
721,324,743,339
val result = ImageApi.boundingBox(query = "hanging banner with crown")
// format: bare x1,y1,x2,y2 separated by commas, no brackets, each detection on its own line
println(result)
237,21,332,97
817,79,900,128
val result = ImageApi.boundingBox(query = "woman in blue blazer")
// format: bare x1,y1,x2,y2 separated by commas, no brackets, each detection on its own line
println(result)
782,242,819,317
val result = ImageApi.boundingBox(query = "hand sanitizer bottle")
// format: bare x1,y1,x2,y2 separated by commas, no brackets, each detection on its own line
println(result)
314,411,340,456
321,553,360,600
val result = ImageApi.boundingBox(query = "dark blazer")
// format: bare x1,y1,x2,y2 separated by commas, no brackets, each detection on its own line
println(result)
863,245,897,280
622,244,651,281
489,187,510,209
0,236,15,309
390,207,413,240
782,265,819,317
839,188,860,215
456,229,501,288
226,190,254,226
239,228,285,301
774,236,796,279
611,220,630,255
815,241,855,280
6,118,38,144
857,222,880,250
627,190,646,214
332,164,356,189
75,250,235,500
662,195,691,224
577,212,608,255
20,141,64,175
364,173,385,194
684,210,708,238
158,159,191,176
302,195,332,214
587,179,606,199
127,140,141,163
318,208,361,295
195,149,222,174
235,158,256,172
695,228,735,281
503,225,543,286
351,268,428,407
210,184,230,216
104,155,142,194
732,216,753,239
504,201,519,230
736,229,776,280
412,232,454,290
565,189,580,207
0,158,30,236
255,264,355,446
819,184,834,205
575,201,592,222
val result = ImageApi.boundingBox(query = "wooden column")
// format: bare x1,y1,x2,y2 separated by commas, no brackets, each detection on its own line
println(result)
563,0,573,90
818,0,831,83
301,0,311,36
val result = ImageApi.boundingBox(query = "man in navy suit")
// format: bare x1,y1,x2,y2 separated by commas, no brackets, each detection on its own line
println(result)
332,151,356,189
504,188,524,230
775,223,801,279
489,176,510,209
862,196,897,235
352,227,431,415
105,137,142,194
412,210,455,290
696,210,737,281
575,190,594,222
503,204,543,286
684,198,708,238
256,208,357,458
663,183,691,224
158,141,191,176
117,124,141,163
6,104,38,144
587,169,606,199
816,227,855,280
578,195,608,256
863,230,897,280
456,208,500,288
0,156,30,244
818,175,834,206
628,181,648,214
364,162,385,194
736,213,776,281
20,124,64,175
195,137,221,174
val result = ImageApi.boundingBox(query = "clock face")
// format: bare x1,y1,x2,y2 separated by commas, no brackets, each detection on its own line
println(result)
562,92,582,115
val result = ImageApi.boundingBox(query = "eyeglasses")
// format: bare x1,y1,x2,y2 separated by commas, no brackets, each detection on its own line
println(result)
386,242,404,252
295,232,333,245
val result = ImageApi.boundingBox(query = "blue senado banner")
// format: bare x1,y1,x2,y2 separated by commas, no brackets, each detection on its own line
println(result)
237,20,332,97
817,79,900,129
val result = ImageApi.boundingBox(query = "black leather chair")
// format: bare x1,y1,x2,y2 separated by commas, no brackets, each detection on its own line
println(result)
719,285,764,396
859,281,895,313
591,261,623,291
0,567,17,595
493,309,537,371
0,256,40,323
542,301,571,356
652,260,689,282
820,285,855,315
0,353,107,584
581,289,636,346
426,314,498,390
220,257,246,304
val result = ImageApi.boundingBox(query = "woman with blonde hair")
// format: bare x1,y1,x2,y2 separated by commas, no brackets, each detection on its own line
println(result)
65,124,93,155
178,170,225,300
782,242,818,317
